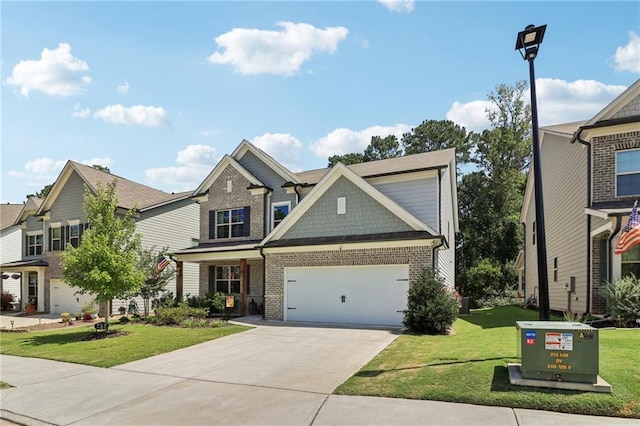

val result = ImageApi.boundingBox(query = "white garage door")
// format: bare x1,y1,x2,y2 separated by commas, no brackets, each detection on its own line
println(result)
285,265,409,326
50,280,94,314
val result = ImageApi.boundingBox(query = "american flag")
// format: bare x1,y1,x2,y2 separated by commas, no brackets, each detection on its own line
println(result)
156,254,169,273
614,201,640,255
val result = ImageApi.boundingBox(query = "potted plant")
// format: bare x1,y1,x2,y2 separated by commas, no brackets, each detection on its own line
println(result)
74,311,82,320
25,302,36,314
81,300,96,320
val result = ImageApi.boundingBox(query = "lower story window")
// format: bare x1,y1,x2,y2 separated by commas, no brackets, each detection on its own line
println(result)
621,245,640,278
215,265,241,294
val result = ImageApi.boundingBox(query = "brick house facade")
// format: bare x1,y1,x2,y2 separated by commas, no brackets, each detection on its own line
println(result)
176,140,457,326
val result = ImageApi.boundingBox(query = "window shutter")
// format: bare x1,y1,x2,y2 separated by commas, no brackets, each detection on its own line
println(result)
61,226,66,249
209,211,216,239
208,266,216,293
243,206,251,236
48,227,52,251
25,235,29,256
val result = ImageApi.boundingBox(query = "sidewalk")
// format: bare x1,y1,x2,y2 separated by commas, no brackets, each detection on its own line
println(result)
1,354,638,426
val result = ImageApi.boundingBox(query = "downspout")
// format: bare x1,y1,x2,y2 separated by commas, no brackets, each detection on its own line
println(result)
608,214,623,284
431,237,445,270
259,246,266,319
575,135,592,314
521,222,526,297
293,184,301,206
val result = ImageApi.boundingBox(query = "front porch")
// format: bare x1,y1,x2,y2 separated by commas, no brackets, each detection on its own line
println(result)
0,259,49,313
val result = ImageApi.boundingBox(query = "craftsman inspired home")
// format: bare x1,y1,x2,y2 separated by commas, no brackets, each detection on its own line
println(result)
175,140,458,326
0,161,200,315
521,79,640,314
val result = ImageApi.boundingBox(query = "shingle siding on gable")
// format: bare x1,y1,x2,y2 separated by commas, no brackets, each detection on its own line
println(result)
373,177,438,230
592,131,640,203
612,94,640,119
238,151,296,206
49,172,87,224
199,164,264,242
281,176,413,240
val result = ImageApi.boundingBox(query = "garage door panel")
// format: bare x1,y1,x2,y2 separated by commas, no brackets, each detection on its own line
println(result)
285,265,408,326
50,280,94,314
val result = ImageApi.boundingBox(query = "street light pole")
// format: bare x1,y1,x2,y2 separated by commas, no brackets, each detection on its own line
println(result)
516,24,550,321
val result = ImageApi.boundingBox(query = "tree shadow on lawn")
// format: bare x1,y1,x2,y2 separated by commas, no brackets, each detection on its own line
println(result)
20,330,99,346
355,357,513,377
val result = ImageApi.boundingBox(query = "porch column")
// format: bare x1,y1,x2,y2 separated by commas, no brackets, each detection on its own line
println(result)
176,261,184,300
240,259,247,316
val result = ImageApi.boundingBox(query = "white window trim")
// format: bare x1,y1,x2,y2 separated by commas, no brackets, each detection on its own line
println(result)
271,201,291,231
337,197,346,215
216,208,245,239
26,230,43,236
615,148,640,197
67,219,80,226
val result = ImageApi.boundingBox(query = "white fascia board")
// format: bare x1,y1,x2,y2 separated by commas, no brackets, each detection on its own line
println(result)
591,222,613,237
176,249,262,262
262,238,438,254
192,155,263,196
587,80,640,125
584,208,609,219
365,169,438,185
35,161,77,215
232,139,299,183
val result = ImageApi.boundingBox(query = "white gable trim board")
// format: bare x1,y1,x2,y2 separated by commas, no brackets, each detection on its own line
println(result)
284,264,409,326
193,155,264,196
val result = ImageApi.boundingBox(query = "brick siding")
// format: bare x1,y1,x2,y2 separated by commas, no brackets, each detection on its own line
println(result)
264,245,432,320
592,131,640,204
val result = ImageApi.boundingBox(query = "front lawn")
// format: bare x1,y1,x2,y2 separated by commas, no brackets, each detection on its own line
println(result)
0,323,250,367
335,306,640,418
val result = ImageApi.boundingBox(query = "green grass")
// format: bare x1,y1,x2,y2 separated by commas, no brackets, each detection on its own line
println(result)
335,306,640,418
0,323,250,367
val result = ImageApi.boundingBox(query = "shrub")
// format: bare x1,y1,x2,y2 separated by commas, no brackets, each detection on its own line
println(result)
1,291,15,311
186,292,225,315
152,292,179,310
477,288,520,308
154,303,208,325
604,274,640,327
182,318,208,328
119,316,130,324
403,267,459,335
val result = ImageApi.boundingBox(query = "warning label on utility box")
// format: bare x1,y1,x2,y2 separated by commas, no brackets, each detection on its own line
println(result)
545,332,573,351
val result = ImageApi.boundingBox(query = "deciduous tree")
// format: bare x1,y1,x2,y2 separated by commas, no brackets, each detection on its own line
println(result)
61,180,144,328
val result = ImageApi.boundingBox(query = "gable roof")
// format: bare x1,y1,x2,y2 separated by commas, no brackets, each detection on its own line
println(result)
232,139,299,184
14,197,43,227
295,149,456,185
260,162,440,247
192,155,264,197
587,79,640,125
1,204,24,231
36,161,191,215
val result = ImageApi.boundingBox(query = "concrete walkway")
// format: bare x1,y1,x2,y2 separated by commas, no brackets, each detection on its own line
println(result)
0,319,637,426
0,312,60,330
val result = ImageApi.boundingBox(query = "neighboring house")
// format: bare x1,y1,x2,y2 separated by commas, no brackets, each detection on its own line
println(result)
521,79,640,315
0,161,200,315
0,201,38,305
175,140,458,326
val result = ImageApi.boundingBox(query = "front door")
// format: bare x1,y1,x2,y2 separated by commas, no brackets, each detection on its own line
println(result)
28,272,38,310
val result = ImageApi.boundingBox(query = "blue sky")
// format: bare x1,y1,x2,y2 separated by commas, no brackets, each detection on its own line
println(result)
2,1,639,203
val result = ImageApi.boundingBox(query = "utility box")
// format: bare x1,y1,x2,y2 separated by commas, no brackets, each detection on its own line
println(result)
516,321,599,384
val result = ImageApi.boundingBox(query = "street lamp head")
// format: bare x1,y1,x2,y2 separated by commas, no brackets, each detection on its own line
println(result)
515,24,547,60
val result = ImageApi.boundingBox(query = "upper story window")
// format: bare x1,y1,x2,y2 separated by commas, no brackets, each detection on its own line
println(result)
213,207,250,239
26,232,43,256
51,226,62,251
68,224,81,248
616,149,640,197
272,202,290,230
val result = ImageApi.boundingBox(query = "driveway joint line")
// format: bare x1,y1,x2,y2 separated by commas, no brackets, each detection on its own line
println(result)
309,394,330,425
110,367,332,396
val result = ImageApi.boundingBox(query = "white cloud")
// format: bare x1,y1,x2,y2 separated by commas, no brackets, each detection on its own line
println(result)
8,157,66,179
146,145,218,189
94,104,168,127
5,43,91,97
208,22,349,76
378,0,415,13
613,31,640,73
117,81,130,94
310,124,411,158
251,133,304,171
535,79,627,125
446,79,628,132
71,103,90,119
446,100,493,133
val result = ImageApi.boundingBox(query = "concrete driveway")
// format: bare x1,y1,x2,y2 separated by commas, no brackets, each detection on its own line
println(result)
0,320,400,425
